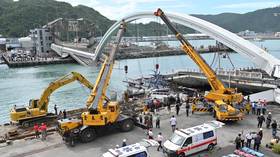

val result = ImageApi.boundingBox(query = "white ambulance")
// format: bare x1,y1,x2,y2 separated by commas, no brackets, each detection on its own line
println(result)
163,121,224,157
102,139,158,157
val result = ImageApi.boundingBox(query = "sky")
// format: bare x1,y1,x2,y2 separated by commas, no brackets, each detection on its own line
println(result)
55,0,280,20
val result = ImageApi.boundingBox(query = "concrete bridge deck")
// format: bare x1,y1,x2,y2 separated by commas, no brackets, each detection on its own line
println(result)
165,68,279,94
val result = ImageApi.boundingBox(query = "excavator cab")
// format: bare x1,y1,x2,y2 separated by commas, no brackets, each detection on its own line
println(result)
29,99,39,108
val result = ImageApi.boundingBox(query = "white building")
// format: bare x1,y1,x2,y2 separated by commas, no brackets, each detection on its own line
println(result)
238,30,256,36
30,28,53,54
5,38,21,50
19,37,34,51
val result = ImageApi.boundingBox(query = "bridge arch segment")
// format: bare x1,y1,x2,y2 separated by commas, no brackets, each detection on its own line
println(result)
94,11,280,78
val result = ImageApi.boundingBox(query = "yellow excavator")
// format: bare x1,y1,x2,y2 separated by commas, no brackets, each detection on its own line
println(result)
10,71,94,127
57,21,135,146
155,9,244,121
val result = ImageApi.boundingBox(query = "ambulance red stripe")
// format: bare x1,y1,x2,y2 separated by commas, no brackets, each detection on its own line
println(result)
176,138,217,154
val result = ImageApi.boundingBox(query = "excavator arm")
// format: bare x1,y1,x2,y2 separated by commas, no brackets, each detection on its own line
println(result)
34,71,94,111
10,71,94,124
154,8,242,103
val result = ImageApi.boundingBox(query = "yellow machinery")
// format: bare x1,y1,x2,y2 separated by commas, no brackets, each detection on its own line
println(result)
155,9,244,121
57,21,134,146
10,71,94,127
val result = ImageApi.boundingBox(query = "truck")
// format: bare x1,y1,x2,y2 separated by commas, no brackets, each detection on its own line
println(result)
57,21,135,146
154,8,244,121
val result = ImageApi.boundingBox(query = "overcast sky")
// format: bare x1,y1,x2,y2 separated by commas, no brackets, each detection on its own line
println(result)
56,0,280,20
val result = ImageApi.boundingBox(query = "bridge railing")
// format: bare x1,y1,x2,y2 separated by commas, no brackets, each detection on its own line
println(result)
171,68,263,79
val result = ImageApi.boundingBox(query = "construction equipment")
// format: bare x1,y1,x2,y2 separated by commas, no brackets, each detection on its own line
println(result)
57,21,135,146
155,9,244,121
10,72,94,127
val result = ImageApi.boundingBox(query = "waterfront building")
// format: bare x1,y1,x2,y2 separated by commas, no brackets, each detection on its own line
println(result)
238,30,256,36
5,38,21,50
30,28,53,55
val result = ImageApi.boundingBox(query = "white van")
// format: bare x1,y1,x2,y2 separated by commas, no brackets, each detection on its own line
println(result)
102,139,158,157
163,121,224,157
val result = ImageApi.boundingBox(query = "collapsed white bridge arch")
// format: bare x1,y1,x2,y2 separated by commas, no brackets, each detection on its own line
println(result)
94,11,280,78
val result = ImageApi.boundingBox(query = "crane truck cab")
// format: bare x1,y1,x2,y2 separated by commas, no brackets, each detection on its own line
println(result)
102,139,158,157
163,121,224,157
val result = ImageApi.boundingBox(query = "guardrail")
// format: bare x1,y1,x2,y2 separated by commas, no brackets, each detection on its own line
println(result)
171,68,263,79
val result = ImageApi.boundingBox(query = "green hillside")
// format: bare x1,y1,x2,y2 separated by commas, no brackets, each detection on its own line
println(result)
195,6,280,33
0,0,113,37
0,0,279,37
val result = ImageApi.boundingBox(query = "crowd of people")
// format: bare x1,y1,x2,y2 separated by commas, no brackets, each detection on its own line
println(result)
33,123,47,141
234,97,279,152
134,93,192,152
36,94,279,155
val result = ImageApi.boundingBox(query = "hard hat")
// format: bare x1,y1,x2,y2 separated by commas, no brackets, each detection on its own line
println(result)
123,139,126,142
260,114,263,116
269,112,272,114
116,145,119,148
260,128,263,131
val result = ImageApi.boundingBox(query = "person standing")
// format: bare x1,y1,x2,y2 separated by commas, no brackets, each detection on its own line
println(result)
58,110,62,119
262,99,267,115
149,114,153,128
175,103,180,116
157,132,164,151
54,104,58,115
245,132,252,148
63,109,67,119
258,128,263,140
256,99,261,116
257,114,265,128
241,132,245,148
170,115,177,132
253,133,261,151
271,120,278,138
266,112,272,128
185,101,190,117
176,94,181,116
252,101,256,115
139,112,143,124
144,113,149,126
122,139,127,147
148,129,153,139
33,123,40,139
40,123,47,141
155,113,160,128
235,133,242,150
167,102,171,115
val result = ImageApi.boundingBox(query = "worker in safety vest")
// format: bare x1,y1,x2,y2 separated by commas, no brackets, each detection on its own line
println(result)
39,123,47,141
33,123,40,139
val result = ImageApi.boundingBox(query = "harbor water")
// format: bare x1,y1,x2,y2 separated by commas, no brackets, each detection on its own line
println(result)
0,40,279,124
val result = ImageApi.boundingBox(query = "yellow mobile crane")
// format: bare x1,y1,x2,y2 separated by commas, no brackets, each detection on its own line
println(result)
155,9,244,121
57,21,134,146
10,72,94,127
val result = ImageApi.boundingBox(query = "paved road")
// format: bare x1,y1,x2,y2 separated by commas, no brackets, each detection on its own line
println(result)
0,104,279,157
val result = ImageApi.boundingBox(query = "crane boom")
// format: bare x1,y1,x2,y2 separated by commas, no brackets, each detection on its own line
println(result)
154,9,224,91
155,8,242,104
86,21,126,111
